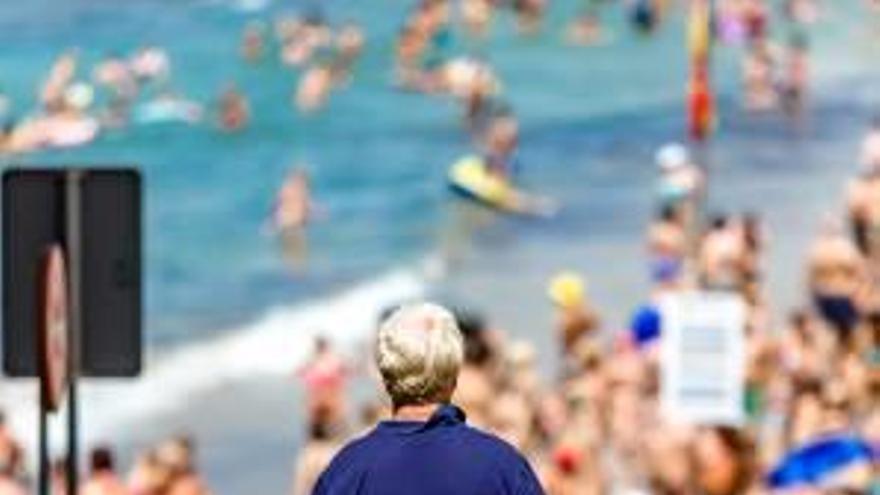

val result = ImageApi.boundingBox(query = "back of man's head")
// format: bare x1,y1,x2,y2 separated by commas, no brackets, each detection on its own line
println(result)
376,303,464,410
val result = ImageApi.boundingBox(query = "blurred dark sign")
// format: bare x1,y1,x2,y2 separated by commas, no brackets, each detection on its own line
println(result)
38,245,68,411
2,169,142,377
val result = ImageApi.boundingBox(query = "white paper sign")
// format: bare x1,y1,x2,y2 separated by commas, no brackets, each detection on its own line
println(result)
660,291,746,426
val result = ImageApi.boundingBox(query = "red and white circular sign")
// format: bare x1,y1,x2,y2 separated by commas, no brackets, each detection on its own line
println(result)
40,245,69,412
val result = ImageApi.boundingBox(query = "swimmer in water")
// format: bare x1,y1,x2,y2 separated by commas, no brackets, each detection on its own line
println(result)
137,89,204,125
40,50,78,114
742,40,779,111
481,113,520,179
240,21,267,63
280,16,333,68
334,23,365,74
462,0,493,37
296,62,335,114
93,54,138,128
780,32,810,122
273,168,317,270
217,82,249,131
129,46,171,85
394,0,451,91
567,0,606,46
630,0,659,35
10,80,101,152
441,57,503,130
513,0,546,35
48,82,101,148
273,168,314,232
295,23,365,114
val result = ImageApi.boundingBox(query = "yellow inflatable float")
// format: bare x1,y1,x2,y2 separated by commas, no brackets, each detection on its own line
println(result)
448,156,558,217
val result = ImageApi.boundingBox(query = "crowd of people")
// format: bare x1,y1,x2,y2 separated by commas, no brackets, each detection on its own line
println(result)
289,122,880,495
287,3,880,492
1,417,211,495
0,46,203,154
2,0,880,494
0,7,375,154
730,0,814,119
61,437,210,495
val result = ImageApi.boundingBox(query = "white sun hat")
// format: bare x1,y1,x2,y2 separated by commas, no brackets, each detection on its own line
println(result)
655,142,689,171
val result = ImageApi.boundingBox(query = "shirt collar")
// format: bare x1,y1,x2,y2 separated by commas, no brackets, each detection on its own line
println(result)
378,404,467,434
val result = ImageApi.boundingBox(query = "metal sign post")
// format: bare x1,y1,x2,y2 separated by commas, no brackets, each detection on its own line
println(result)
64,171,84,495
38,389,48,495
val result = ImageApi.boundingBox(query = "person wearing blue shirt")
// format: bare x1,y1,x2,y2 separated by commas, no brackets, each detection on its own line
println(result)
312,302,545,495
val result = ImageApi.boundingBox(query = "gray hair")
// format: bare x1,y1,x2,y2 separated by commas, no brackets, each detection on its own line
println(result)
376,303,464,408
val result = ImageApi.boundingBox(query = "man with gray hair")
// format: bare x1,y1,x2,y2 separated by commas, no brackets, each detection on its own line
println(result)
312,302,545,495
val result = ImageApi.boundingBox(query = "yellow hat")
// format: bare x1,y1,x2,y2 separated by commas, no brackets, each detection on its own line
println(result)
547,272,585,309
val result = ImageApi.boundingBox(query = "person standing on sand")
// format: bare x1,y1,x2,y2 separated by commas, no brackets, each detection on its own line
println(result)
157,436,211,495
297,337,349,426
0,413,22,486
0,417,24,495
291,417,341,495
808,221,866,346
312,303,545,495
0,466,25,495
699,214,747,290
482,114,520,179
81,446,128,495
128,450,172,495
647,205,688,287
655,142,704,245
848,118,880,262
546,273,600,362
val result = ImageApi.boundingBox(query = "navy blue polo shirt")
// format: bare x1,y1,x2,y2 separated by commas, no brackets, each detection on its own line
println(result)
312,404,545,495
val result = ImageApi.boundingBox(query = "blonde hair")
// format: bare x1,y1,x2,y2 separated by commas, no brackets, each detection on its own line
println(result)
376,303,464,408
